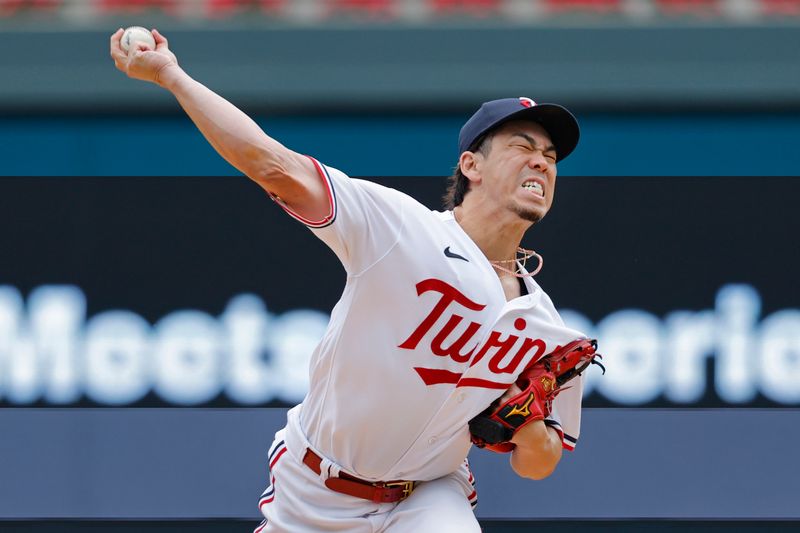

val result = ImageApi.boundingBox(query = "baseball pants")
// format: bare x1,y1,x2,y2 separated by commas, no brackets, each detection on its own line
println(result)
255,429,480,533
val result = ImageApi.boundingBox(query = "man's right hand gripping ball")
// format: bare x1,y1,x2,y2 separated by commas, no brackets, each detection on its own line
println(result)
468,338,604,453
110,28,178,86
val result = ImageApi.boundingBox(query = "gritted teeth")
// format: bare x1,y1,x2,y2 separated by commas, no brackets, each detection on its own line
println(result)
522,181,543,194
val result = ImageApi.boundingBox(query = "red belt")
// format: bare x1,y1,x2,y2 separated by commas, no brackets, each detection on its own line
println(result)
302,449,416,503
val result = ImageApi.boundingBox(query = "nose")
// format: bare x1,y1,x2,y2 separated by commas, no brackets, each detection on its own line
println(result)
528,151,549,172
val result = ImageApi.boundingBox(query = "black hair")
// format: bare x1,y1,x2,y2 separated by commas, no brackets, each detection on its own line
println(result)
442,130,495,209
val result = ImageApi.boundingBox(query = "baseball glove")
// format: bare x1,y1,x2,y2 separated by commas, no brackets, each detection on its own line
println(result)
468,338,604,453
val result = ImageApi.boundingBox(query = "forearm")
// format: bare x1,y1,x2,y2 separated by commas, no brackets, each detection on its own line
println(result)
509,422,563,480
157,64,298,182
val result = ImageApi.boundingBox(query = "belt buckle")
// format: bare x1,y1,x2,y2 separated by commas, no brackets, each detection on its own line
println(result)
383,480,415,500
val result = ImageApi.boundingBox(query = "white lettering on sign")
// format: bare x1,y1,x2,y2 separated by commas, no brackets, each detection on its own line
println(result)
560,284,799,405
0,283,797,406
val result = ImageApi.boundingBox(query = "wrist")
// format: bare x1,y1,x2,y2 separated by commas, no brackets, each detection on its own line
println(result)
510,419,547,449
155,63,185,90
511,421,562,455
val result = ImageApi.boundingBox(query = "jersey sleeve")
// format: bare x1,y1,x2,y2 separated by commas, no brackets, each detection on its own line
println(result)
531,286,586,451
545,372,584,451
266,156,410,276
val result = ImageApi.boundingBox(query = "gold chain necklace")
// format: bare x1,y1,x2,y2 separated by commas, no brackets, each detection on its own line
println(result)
489,247,543,278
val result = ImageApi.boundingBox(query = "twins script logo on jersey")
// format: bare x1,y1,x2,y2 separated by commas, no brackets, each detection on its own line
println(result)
398,278,548,390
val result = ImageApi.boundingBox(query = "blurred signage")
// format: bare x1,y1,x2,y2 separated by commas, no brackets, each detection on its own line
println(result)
1,176,797,407
1,282,797,407
0,285,326,406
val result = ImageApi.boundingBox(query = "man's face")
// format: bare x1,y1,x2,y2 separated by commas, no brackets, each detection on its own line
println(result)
473,120,558,224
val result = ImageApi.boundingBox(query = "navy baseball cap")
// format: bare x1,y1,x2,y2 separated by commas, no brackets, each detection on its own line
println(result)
458,97,580,162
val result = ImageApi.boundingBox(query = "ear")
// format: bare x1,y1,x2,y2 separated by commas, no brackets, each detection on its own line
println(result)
459,151,483,185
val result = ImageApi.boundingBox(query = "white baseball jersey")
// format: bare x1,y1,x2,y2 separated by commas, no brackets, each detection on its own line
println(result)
270,157,587,483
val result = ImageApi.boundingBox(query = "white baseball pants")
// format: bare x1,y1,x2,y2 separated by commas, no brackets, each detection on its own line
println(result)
255,429,480,533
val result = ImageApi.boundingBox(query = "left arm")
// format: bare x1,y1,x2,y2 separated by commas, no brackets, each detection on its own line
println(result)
470,339,599,478
477,381,563,479
509,420,562,479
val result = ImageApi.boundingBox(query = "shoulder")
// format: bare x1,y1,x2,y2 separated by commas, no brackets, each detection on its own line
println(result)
332,170,443,224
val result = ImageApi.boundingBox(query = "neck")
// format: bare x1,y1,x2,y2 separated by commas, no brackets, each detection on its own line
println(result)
453,202,531,262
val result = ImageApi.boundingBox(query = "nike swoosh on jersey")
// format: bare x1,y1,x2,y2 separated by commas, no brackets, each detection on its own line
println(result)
444,246,469,262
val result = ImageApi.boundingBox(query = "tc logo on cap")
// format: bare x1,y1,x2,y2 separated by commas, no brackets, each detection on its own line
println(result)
519,97,536,108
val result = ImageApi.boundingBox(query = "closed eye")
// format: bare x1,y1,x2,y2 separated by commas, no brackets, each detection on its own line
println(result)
515,144,557,162
510,133,557,162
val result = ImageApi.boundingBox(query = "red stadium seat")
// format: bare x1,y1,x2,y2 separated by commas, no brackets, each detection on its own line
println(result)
205,0,241,15
257,0,285,14
760,0,800,15
31,0,60,8
0,0,61,17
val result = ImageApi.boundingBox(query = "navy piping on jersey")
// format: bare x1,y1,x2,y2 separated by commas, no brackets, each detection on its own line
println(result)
268,440,286,463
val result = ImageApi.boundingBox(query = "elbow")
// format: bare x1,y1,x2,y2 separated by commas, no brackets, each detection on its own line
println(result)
245,147,300,188
509,432,563,480
511,455,559,480
526,462,558,480
249,159,290,187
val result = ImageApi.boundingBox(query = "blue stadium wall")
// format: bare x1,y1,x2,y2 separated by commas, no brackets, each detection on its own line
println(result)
2,112,800,176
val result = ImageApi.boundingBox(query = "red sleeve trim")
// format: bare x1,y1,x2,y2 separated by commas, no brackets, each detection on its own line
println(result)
267,156,337,228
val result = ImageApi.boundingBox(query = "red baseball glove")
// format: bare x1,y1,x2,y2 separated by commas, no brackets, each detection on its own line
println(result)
468,338,604,453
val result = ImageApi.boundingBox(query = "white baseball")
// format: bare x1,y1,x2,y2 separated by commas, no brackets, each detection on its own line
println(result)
121,26,156,53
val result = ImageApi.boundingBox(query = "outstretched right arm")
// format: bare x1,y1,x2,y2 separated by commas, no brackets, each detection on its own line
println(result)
109,28,329,222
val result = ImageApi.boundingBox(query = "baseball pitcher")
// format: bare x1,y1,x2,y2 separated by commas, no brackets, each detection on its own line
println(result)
110,28,602,533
